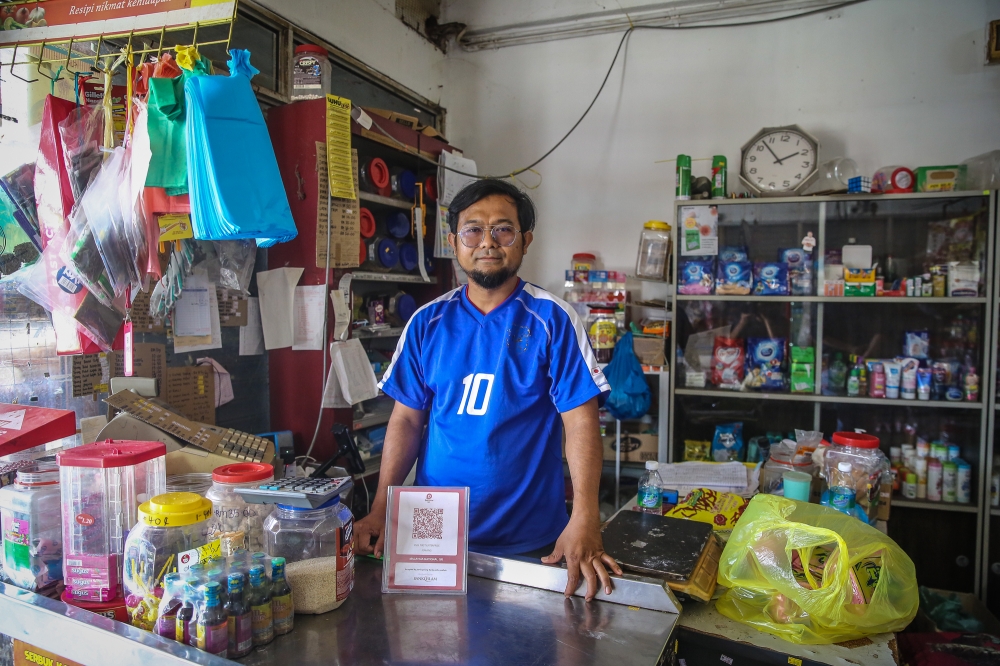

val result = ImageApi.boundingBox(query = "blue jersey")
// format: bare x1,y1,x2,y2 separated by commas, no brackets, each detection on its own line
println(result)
378,280,609,555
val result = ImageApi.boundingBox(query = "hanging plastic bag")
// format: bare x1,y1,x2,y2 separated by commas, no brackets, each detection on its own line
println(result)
214,239,256,293
129,100,161,282
145,51,208,194
716,494,918,644
59,204,117,308
58,103,105,203
34,95,77,248
184,49,296,247
1,163,41,251
603,331,651,420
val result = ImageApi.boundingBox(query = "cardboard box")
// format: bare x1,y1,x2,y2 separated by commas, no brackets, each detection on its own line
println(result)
915,165,967,192
603,433,658,463
844,282,875,297
363,107,420,130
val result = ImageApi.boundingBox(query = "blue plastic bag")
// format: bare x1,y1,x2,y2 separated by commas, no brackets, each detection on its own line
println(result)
185,50,297,247
604,332,651,420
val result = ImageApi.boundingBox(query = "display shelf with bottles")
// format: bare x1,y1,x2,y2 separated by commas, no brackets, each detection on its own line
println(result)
669,191,996,595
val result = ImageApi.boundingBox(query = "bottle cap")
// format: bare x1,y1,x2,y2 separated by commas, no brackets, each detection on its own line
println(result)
645,460,659,471
837,462,852,472
906,472,916,483
212,463,273,484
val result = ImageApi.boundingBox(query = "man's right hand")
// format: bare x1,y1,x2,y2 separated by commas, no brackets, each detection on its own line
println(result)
352,512,386,557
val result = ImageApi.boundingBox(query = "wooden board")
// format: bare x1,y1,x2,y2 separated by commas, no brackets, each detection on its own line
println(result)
601,511,713,582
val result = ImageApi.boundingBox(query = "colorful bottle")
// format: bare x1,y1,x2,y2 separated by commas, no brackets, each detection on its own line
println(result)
175,579,198,646
248,565,274,646
197,581,229,657
964,367,979,402
829,462,856,513
927,457,943,502
156,573,183,639
869,362,886,398
858,361,868,397
226,573,253,658
846,367,860,397
829,353,848,396
942,462,958,503
902,472,917,499
637,461,664,515
271,557,294,636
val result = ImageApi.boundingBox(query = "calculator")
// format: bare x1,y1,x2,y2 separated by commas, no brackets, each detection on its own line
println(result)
235,475,353,508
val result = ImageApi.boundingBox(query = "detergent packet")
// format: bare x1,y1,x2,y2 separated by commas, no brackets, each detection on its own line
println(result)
781,248,813,296
712,422,745,462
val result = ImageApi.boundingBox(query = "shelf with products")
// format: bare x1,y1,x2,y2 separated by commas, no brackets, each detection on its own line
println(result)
358,191,413,210
669,191,996,596
350,271,438,284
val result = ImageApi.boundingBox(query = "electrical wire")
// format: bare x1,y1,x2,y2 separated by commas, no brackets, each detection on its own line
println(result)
369,0,866,180
305,184,333,461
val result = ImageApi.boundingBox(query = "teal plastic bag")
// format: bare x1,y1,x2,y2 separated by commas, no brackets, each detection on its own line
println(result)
185,50,296,247
604,332,651,420
145,55,210,193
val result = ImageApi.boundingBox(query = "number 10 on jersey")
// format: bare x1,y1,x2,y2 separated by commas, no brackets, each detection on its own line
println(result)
457,373,495,416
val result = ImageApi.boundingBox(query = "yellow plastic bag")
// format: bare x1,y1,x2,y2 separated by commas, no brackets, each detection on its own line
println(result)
716,494,918,644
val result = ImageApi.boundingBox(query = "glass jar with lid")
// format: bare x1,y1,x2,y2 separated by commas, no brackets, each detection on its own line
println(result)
205,463,274,553
635,220,672,280
290,44,331,101
587,308,617,364
263,495,353,563
0,461,63,592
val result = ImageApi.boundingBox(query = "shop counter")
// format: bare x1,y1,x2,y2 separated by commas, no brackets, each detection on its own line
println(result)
0,555,680,666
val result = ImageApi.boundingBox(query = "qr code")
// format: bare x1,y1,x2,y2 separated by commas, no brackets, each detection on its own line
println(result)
412,508,444,540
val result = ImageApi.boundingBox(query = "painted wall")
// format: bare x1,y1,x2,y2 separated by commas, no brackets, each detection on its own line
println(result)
438,0,1000,294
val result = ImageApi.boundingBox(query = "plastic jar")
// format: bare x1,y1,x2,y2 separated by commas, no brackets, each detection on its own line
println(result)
166,473,214,496
205,463,274,554
360,157,390,194
384,211,412,239
291,44,331,101
572,253,596,272
263,495,353,564
823,432,887,524
364,236,399,272
587,308,617,364
122,492,213,630
635,221,672,280
0,462,63,592
398,243,419,273
359,208,377,239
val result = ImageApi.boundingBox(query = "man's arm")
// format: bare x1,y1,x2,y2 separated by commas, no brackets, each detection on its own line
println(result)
541,397,623,600
352,401,427,557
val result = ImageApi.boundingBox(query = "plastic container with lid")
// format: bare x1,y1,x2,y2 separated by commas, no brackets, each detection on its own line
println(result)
57,439,166,603
166,473,214,496
360,157,390,194
572,253,596,272
122,492,214,630
761,441,816,496
364,236,399,272
398,243,419,273
290,44,331,101
822,432,888,524
635,221,672,281
0,461,63,592
205,463,274,553
390,168,417,200
587,308,617,364
384,211,412,239
264,495,353,564
359,208,377,239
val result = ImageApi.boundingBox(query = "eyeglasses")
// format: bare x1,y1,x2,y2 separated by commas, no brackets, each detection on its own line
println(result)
457,224,521,248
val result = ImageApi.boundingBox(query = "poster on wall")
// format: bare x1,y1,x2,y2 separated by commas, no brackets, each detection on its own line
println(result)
0,0,236,46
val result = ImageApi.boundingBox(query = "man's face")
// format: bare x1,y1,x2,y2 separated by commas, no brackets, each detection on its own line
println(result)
449,193,533,290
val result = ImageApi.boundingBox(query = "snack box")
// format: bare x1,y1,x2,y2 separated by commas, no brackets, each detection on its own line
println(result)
845,282,876,297
915,165,967,192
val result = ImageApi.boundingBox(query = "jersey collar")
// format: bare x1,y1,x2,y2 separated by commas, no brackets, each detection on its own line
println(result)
461,279,525,323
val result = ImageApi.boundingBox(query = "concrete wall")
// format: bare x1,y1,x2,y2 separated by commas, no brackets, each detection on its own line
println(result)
438,0,1000,294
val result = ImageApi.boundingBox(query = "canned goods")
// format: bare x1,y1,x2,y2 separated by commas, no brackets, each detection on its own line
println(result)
676,154,691,200
711,155,727,199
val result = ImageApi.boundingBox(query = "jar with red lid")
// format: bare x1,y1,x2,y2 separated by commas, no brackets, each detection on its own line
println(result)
572,253,597,282
0,461,62,592
823,431,888,524
291,44,331,101
205,463,274,553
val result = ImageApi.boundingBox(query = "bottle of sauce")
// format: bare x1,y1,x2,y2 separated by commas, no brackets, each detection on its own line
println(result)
226,573,253,658
176,579,198,646
249,565,274,646
271,557,294,635
197,581,229,657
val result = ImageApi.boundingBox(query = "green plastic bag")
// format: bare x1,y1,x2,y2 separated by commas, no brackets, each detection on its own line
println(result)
716,494,918,644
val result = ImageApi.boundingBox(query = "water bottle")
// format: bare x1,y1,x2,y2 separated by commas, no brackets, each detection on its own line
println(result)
638,461,664,515
828,461,856,514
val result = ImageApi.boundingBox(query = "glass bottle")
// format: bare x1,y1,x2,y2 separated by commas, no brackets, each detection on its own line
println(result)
197,581,229,657
226,573,253,658
175,579,198,646
637,461,663,515
271,557,294,635
248,565,274,646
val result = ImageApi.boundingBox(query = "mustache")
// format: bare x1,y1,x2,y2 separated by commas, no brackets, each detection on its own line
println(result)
474,250,503,259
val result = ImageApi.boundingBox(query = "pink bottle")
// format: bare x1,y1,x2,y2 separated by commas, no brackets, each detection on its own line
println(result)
869,362,886,398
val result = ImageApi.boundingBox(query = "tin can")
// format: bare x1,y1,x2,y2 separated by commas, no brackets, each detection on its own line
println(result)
676,154,691,200
711,155,727,199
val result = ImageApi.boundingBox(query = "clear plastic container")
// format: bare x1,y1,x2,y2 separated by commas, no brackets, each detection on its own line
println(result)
205,463,274,553
166,473,214,496
263,496,353,564
0,461,63,592
57,439,166,603
822,432,888,524
290,44,331,101
761,441,816,495
587,308,617,364
122,492,213,630
635,221,672,280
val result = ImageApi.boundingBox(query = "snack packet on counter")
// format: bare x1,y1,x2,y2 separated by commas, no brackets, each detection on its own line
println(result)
678,259,715,294
665,487,750,530
712,337,745,389
684,439,711,461
712,422,744,462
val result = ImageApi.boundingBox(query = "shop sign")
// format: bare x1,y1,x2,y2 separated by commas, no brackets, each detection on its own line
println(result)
13,640,84,666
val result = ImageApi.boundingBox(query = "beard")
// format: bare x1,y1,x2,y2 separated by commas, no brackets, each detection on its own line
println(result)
467,264,517,290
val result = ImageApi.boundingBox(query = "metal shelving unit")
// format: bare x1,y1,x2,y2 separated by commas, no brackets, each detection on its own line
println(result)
982,191,1000,611
668,191,997,596
359,190,413,210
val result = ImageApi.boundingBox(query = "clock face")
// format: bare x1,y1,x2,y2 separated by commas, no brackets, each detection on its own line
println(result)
742,129,817,194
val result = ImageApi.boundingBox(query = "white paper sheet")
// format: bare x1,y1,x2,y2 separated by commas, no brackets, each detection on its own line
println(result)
321,339,379,407
240,297,265,356
292,284,328,351
330,289,350,342
173,274,212,337
256,267,304,350
173,287,223,353
438,152,477,207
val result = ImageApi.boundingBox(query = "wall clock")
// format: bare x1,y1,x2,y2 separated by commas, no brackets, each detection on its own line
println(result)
740,125,819,196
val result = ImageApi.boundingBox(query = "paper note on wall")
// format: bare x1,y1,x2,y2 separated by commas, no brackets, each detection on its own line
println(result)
173,287,223,353
240,297,265,356
292,284,328,351
325,94,356,200
173,274,212,337
316,143,361,269
257,267,304,350
438,151,477,206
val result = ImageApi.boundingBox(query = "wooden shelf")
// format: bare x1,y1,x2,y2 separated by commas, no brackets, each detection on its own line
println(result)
892,498,979,513
359,191,412,210
349,270,437,284
674,388,983,409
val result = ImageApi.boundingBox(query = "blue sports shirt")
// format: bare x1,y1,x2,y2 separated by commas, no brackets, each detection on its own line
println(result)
378,280,610,555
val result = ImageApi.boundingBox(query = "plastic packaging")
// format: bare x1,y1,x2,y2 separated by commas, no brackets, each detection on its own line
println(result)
927,458,943,502
57,439,167,603
603,332,651,420
752,262,789,295
957,461,972,504
712,423,744,462
291,45,331,101
869,362,886,398
213,240,257,293
781,248,813,295
717,494,918,644
745,338,786,391
719,246,748,262
761,441,815,496
883,361,901,399
822,432,887,524
638,461,663,514
942,462,957,503
264,495,354,564
900,358,918,400
635,221,672,280
677,259,714,294
58,104,105,204
903,331,929,359
587,308,617,364
205,463,274,553
0,462,63,592
716,260,752,295
712,337,745,389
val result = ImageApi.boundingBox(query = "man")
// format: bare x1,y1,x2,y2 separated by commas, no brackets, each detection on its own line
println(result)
352,179,622,601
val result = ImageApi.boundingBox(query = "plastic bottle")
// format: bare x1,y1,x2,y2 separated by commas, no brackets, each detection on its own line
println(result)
226,573,253,659
290,45,331,101
176,579,197,645
964,367,980,401
858,361,868,397
915,457,928,499
637,461,664,514
828,462,857,514
869,363,886,398
846,366,860,397
902,472,917,499
156,573,183,639
197,581,228,656
927,458,943,502
942,462,957,503
248,565,274,646
957,461,972,504
271,557,294,636
829,353,848,396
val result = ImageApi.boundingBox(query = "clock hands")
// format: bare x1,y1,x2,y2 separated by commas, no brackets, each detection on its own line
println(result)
762,142,783,164
775,151,801,165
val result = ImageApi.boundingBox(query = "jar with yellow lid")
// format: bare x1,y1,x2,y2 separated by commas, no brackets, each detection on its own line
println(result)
122,492,215,630
635,221,672,281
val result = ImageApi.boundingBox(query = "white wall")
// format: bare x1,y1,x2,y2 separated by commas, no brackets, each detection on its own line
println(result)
438,0,1000,295
254,0,446,103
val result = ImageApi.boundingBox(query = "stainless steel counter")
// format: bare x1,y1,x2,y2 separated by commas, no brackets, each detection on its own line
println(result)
0,556,679,666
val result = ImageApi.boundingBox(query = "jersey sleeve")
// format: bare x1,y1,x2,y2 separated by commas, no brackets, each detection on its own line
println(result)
378,317,432,411
547,306,610,413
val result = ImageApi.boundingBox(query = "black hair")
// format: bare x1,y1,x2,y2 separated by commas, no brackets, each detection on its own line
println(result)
447,179,536,235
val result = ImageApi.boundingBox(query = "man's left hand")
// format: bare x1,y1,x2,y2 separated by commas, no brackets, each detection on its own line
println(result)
542,516,623,601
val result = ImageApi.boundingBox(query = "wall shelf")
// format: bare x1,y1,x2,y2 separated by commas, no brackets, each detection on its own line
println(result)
892,498,979,514
359,191,413,210
350,270,437,284
675,294,986,304
674,388,982,409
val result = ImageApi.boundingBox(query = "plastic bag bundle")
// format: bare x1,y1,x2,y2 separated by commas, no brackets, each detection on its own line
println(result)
145,52,201,193
58,104,105,203
214,239,257,293
603,332,651,420
716,494,918,644
34,95,77,247
0,163,41,250
185,50,296,247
